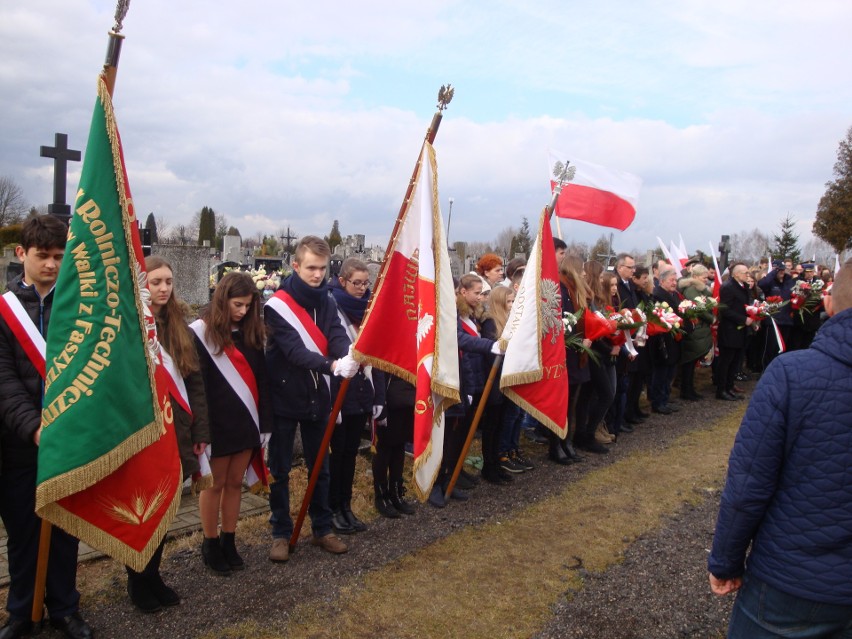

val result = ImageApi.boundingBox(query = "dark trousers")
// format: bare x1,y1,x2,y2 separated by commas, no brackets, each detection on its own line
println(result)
268,416,332,539
650,363,677,409
374,407,413,488
680,359,699,397
716,346,743,395
329,412,368,511
579,360,616,441
499,402,524,454
438,415,468,487
126,538,166,581
0,465,80,620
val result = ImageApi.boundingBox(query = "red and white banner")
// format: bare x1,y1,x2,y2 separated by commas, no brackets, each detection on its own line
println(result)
548,151,642,231
353,142,460,499
499,209,569,438
0,290,46,378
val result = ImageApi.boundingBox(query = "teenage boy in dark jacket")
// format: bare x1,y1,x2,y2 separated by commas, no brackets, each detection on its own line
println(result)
0,215,93,639
264,236,358,563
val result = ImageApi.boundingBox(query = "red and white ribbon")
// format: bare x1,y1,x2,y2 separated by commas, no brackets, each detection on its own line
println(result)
0,291,46,378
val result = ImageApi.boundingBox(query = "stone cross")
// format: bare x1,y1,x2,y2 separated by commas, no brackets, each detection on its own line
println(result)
40,133,81,223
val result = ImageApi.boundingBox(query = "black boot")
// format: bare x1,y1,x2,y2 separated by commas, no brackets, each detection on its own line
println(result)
331,509,356,534
374,481,401,518
548,433,572,465
219,531,245,570
137,539,179,607
561,437,585,462
342,501,368,532
127,570,161,613
389,480,416,515
201,536,231,576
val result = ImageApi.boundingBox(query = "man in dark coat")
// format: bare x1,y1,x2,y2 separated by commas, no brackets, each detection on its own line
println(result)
0,216,93,639
758,260,794,365
709,259,852,636
264,236,358,562
716,262,753,401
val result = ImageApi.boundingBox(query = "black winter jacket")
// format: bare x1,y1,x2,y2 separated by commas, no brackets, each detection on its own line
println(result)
0,276,52,472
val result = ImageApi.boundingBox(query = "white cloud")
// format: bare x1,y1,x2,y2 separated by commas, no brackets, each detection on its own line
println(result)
1,0,850,259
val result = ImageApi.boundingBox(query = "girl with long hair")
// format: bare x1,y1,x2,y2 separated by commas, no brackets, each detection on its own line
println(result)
192,271,272,575
126,256,210,612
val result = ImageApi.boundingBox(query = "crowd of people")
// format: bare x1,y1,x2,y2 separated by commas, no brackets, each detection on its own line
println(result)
0,214,845,637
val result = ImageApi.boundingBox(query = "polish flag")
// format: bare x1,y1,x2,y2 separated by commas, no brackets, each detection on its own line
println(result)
353,142,460,499
499,210,569,438
548,151,642,231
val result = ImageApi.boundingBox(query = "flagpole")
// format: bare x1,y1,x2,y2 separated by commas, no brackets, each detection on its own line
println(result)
290,85,455,550
31,4,131,624
445,187,565,499
445,355,502,500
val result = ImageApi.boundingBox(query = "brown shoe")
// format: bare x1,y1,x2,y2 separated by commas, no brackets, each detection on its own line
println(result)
269,538,289,563
311,533,348,554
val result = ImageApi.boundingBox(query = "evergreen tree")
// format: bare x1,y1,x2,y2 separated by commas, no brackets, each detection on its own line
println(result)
510,216,532,257
325,220,342,252
814,125,852,252
772,213,801,263
226,226,241,237
197,206,216,247
144,212,158,244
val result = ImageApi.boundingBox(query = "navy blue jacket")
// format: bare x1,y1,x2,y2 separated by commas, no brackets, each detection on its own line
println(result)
758,268,795,326
265,275,351,422
708,308,852,605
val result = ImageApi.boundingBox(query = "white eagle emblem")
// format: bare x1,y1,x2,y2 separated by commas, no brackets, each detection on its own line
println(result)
417,313,434,348
540,279,563,344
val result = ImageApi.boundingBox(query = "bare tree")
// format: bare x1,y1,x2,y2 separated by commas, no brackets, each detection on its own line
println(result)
800,236,837,267
494,226,517,257
155,215,171,240
729,228,772,264
0,176,27,226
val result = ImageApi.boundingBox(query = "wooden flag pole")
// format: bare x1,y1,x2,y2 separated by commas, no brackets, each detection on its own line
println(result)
32,5,130,624
445,176,571,500
445,354,502,500
290,85,454,550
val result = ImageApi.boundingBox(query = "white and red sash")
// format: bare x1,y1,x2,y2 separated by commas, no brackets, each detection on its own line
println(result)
189,319,269,492
265,290,331,391
189,319,260,429
337,309,372,388
460,316,479,337
159,344,192,417
0,291,46,378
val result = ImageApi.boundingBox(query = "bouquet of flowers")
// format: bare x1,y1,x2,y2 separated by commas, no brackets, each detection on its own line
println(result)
584,310,619,341
790,279,825,316
631,307,649,347
677,298,700,321
223,266,288,299
643,301,683,337
562,310,599,363
745,296,786,322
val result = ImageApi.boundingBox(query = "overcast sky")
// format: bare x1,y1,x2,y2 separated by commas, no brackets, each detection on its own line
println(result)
1,0,850,256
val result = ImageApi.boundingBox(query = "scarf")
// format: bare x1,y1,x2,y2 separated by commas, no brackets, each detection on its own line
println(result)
329,277,371,323
280,272,329,311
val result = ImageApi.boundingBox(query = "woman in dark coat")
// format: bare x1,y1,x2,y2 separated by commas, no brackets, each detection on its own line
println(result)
329,258,389,529
194,272,272,575
127,257,210,612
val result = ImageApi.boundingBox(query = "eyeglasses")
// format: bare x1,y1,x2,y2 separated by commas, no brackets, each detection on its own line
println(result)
347,279,370,288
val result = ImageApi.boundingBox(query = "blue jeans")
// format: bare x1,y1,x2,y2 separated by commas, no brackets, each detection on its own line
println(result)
268,416,333,539
499,402,524,453
728,573,852,638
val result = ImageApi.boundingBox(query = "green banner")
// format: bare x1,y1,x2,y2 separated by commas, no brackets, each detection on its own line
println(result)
36,80,160,499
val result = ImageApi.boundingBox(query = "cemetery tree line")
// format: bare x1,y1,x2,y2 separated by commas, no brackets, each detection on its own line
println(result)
814,125,852,253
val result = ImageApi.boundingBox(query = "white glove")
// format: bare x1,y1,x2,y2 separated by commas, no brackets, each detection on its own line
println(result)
336,412,342,425
372,405,383,420
490,341,504,355
259,433,271,448
333,354,359,378
467,395,473,405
